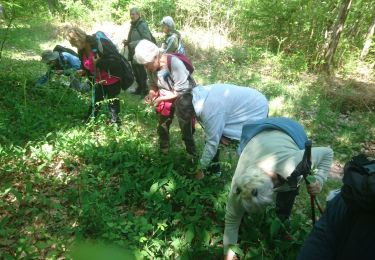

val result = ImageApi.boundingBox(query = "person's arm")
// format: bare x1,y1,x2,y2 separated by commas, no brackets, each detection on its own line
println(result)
169,56,190,93
154,91,177,104
224,190,245,259
311,147,334,191
199,112,226,169
144,72,159,104
129,22,153,49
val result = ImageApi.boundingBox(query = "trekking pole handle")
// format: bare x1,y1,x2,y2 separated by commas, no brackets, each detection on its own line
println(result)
304,140,312,184
305,140,312,164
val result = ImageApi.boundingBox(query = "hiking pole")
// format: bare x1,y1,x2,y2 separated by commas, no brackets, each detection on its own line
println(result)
303,140,317,224
314,196,324,215
303,140,323,224
287,140,323,225
91,60,97,120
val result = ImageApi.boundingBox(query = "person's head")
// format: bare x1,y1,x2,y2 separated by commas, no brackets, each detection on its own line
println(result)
66,27,87,50
160,16,175,33
234,168,274,213
41,50,59,66
134,39,161,72
129,7,140,22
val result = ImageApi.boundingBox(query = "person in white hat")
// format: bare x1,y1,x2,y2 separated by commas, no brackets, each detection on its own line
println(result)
134,39,196,155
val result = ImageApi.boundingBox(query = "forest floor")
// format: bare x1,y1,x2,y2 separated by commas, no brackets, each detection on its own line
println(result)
0,18,374,259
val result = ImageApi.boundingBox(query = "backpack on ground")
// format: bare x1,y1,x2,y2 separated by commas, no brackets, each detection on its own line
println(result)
167,53,194,75
341,154,375,213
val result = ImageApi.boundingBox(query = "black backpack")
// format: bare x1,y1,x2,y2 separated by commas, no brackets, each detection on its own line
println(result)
53,45,78,57
332,154,375,259
341,154,375,213
93,31,134,90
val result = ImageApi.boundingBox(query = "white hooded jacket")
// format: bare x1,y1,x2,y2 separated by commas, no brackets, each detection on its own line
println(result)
192,84,269,168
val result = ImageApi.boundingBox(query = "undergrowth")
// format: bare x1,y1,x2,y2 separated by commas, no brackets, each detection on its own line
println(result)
0,19,374,259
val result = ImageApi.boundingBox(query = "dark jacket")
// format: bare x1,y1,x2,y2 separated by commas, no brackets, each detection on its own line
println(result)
299,154,375,260
78,33,133,89
298,192,375,260
127,18,153,61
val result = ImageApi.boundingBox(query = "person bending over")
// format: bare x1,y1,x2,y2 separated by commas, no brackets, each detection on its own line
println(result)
223,117,333,260
191,84,268,179
134,39,196,156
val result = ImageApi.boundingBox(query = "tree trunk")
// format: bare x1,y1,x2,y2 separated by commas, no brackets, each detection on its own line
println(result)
47,0,55,15
321,0,352,74
0,8,15,60
360,12,375,60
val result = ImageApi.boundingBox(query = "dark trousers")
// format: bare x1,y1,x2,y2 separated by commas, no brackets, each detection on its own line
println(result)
158,92,196,155
89,81,121,124
275,188,299,220
131,62,148,94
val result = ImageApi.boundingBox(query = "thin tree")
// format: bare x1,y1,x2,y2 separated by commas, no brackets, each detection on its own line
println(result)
47,0,55,15
360,11,375,60
321,0,352,74
0,6,16,60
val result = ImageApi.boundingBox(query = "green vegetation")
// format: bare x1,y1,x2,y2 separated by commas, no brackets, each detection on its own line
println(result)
0,0,374,259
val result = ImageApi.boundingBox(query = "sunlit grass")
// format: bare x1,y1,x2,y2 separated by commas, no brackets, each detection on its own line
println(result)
0,18,374,259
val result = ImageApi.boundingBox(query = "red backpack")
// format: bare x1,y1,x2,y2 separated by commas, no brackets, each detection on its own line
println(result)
167,53,194,74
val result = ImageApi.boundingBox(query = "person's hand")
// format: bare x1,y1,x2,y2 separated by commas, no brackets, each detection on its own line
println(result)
195,169,204,180
307,180,321,195
77,70,85,77
55,70,64,75
224,250,238,260
220,136,231,146
153,97,162,106
145,89,158,104
98,80,106,85
144,94,152,104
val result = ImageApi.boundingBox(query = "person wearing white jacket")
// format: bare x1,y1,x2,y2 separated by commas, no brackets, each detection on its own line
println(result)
223,117,334,260
192,84,269,179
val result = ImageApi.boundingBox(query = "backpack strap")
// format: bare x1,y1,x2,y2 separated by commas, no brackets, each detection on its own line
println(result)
94,32,104,54
166,54,190,73
166,54,196,90
167,54,173,72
